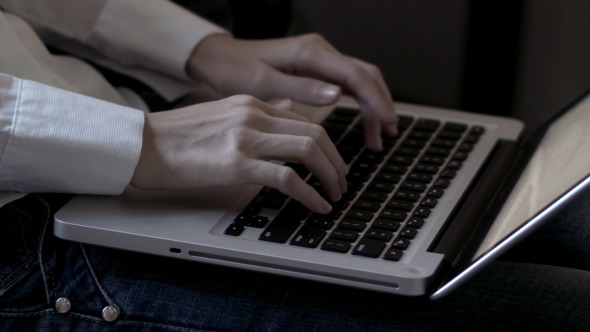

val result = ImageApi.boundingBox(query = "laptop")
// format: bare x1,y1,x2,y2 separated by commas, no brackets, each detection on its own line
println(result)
54,91,590,300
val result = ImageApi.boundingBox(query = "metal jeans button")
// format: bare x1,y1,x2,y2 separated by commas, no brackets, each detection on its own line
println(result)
55,297,71,314
102,305,119,322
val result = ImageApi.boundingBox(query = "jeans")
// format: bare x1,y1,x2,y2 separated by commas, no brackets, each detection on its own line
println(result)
1,192,589,331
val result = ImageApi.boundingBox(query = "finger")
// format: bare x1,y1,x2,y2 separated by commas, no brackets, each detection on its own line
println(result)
247,161,333,214
259,133,347,201
252,116,348,192
271,99,294,112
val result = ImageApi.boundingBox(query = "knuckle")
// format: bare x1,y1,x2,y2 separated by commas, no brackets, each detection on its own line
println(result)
229,94,258,107
300,136,319,157
276,166,299,190
307,123,328,141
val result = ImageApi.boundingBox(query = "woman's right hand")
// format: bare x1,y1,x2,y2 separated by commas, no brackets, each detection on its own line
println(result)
130,95,348,214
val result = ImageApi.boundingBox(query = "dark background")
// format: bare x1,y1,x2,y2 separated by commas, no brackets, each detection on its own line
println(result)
178,0,590,133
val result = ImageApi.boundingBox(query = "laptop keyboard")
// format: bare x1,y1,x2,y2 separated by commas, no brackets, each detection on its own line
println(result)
223,107,484,261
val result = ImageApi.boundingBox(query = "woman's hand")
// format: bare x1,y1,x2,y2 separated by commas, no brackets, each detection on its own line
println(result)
186,34,398,151
130,96,348,214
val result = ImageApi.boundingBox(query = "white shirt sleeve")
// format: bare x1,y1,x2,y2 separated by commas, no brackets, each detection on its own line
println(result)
0,0,228,100
0,73,145,195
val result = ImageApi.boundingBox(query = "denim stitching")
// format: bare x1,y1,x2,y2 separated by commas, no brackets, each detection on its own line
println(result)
80,244,119,311
34,195,53,306
0,207,35,291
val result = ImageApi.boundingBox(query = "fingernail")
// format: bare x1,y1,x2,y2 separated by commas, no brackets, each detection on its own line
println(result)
318,86,340,104
319,200,332,214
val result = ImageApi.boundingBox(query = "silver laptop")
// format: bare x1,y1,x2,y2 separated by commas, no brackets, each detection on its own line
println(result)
54,92,590,300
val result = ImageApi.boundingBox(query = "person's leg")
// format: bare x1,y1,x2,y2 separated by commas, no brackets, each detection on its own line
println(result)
3,190,589,331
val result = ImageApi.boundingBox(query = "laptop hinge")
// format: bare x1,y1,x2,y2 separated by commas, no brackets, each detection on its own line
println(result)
428,139,520,264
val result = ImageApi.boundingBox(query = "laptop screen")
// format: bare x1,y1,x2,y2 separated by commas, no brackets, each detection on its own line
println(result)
475,93,590,257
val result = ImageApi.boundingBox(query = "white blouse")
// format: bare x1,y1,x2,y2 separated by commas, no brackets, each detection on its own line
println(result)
0,0,226,207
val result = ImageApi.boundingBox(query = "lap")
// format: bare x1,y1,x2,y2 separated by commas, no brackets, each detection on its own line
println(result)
1,193,589,331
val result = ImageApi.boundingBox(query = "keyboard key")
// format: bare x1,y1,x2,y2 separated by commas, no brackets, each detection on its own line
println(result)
383,248,404,261
393,190,421,202
365,228,394,241
392,237,411,249
345,210,374,222
224,224,244,236
399,227,418,239
329,228,359,242
361,190,389,203
259,216,300,243
378,209,407,221
353,238,386,258
339,219,367,231
414,119,440,132
306,215,335,230
406,216,425,228
386,200,414,211
321,239,351,253
373,218,401,231
353,200,382,212
290,226,326,248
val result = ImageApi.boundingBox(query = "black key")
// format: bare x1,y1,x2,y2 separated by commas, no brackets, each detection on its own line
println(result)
458,143,474,152
389,154,414,166
374,172,401,184
407,172,433,184
396,147,421,157
437,130,463,140
259,217,300,243
407,130,432,140
397,115,414,131
393,190,421,202
345,210,374,222
463,134,480,144
452,151,469,161
381,163,408,174
321,239,351,253
353,200,382,212
392,237,411,249
406,217,425,228
434,177,450,188
306,214,335,230
253,194,286,210
290,226,326,248
383,248,404,261
444,122,468,132
427,188,445,198
386,200,414,211
426,147,451,157
399,227,418,239
470,125,485,136
413,207,431,218
339,219,367,231
402,138,426,149
378,209,407,221
361,190,389,203
365,228,394,241
441,168,457,179
414,119,440,132
432,138,457,149
248,216,269,228
329,228,359,242
400,181,427,192
234,213,255,226
373,218,401,231
368,181,396,193
353,238,386,258
413,163,439,174
420,197,438,208
446,160,462,170
224,223,244,236
420,155,445,165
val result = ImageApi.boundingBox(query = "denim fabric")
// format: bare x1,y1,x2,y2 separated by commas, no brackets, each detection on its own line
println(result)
1,192,590,331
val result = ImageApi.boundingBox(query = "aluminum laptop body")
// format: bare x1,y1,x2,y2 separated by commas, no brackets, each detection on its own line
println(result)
54,92,590,299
